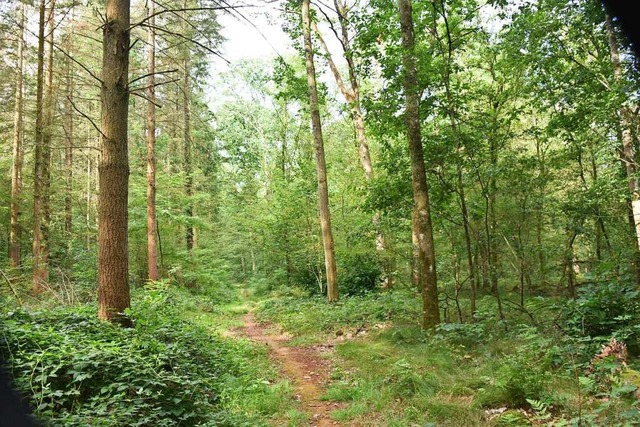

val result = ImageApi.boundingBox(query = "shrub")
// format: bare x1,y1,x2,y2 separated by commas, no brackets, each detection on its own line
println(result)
338,253,382,296
0,290,252,426
560,282,640,358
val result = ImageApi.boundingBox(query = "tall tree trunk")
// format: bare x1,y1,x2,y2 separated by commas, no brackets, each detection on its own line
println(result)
33,0,54,291
489,136,499,294
10,1,25,268
441,36,476,316
457,166,476,317
183,57,194,252
146,2,159,281
535,135,547,286
398,0,440,329
605,10,640,276
311,6,386,278
64,33,74,249
98,0,131,325
302,0,338,302
86,151,92,251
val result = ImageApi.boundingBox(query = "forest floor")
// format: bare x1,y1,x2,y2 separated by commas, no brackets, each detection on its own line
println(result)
241,311,346,426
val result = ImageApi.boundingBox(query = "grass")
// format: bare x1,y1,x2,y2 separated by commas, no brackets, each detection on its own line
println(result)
170,284,309,426
253,285,640,426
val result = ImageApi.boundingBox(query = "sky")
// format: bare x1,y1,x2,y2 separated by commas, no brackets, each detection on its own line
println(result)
213,5,293,69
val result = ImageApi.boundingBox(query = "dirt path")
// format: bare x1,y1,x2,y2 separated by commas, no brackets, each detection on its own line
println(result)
242,312,344,427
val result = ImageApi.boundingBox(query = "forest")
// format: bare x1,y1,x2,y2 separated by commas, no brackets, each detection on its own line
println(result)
1,0,640,425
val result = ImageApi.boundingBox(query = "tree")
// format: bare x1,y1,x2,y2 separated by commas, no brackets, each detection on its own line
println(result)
33,0,55,291
98,0,131,325
146,0,160,281
9,0,25,268
398,0,440,328
302,0,338,302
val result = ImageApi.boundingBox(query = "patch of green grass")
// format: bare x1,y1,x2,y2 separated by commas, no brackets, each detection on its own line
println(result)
255,288,640,426
173,285,305,426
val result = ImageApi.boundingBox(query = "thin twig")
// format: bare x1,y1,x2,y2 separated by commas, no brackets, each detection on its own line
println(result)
0,269,22,306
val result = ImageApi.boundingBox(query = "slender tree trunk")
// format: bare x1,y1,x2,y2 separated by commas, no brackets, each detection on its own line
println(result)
606,11,640,278
457,167,476,317
33,0,54,291
399,0,440,329
10,1,25,268
311,7,386,278
436,0,476,316
98,0,131,325
146,2,159,281
489,137,499,294
443,59,476,317
86,152,92,251
302,0,338,302
535,136,547,286
64,33,74,249
183,56,194,252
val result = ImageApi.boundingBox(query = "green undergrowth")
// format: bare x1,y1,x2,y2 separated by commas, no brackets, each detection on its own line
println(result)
0,282,299,426
256,285,640,426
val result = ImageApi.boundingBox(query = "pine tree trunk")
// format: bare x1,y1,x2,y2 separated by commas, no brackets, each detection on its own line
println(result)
98,0,131,326
183,56,194,252
33,0,53,291
302,0,338,302
146,2,159,281
398,0,440,329
10,1,25,268
64,33,74,248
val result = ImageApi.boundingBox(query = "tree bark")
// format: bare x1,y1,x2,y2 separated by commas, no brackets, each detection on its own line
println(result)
10,1,25,268
33,0,54,291
605,11,640,264
146,2,160,281
64,32,74,249
398,0,440,329
98,0,131,326
183,56,194,252
411,206,420,289
302,0,339,302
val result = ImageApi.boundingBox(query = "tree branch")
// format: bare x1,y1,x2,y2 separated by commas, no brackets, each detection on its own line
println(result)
68,96,107,140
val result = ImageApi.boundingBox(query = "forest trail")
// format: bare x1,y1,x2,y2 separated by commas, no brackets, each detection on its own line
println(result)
242,312,345,426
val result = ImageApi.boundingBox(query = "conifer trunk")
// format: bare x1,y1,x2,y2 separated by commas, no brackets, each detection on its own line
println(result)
302,0,338,302
33,0,54,290
64,33,74,245
183,56,194,252
10,1,25,268
146,2,159,281
98,0,131,325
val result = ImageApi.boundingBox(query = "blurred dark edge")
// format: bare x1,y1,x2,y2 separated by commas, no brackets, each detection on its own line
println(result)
602,0,640,61
0,360,39,426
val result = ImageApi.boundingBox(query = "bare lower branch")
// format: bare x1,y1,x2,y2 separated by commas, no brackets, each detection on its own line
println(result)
129,68,178,86
68,96,107,140
130,5,252,30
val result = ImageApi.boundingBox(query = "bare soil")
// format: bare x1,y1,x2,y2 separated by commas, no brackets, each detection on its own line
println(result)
242,312,346,426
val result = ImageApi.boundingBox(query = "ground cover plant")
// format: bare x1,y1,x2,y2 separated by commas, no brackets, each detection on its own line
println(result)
0,284,299,426
255,285,640,426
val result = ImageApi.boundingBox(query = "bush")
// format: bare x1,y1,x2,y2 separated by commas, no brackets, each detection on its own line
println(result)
0,290,253,426
338,253,382,296
561,282,640,358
